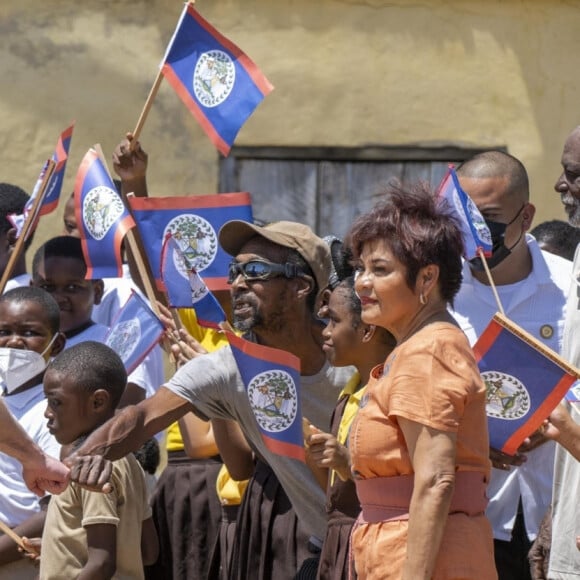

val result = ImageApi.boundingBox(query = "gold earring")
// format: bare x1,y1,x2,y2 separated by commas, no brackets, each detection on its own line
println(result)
419,293,428,306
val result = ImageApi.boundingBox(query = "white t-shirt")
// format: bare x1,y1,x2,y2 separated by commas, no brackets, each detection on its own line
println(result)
0,384,60,527
451,235,571,541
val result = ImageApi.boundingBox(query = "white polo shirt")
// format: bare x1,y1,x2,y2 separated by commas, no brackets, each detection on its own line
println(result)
0,383,60,527
451,235,571,541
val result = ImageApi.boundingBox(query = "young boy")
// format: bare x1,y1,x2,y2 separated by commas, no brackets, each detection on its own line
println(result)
30,236,164,407
0,286,65,578
38,341,158,578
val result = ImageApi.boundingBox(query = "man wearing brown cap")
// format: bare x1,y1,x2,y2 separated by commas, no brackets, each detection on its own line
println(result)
68,219,351,579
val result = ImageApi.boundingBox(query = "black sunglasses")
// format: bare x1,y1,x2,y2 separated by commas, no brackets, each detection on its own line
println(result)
227,259,306,283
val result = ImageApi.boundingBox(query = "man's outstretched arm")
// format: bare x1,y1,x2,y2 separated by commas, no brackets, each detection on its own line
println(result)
67,387,193,489
0,399,69,495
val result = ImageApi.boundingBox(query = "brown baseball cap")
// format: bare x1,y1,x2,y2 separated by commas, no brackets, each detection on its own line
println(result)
219,220,331,292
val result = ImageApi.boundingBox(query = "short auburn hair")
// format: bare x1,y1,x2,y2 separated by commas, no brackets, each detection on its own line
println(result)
348,181,464,303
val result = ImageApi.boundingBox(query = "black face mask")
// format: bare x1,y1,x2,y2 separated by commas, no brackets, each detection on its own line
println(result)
469,205,526,271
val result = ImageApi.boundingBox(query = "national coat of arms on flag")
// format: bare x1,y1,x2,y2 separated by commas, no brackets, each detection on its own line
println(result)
160,3,273,155
160,233,226,328
104,291,165,375
473,313,579,455
129,192,252,291
226,331,305,462
74,147,136,279
437,166,493,260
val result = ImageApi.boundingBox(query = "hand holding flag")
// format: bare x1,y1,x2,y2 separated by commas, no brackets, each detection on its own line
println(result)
473,313,579,456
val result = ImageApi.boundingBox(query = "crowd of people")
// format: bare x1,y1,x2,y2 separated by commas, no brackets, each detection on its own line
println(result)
0,126,579,579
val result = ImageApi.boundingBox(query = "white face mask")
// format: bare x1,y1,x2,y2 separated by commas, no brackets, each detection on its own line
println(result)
0,334,58,395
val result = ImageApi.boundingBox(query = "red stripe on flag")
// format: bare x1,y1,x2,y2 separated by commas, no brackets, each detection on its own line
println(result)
472,319,503,363
501,373,576,456
226,332,300,370
128,192,251,211
261,434,305,463
162,64,231,156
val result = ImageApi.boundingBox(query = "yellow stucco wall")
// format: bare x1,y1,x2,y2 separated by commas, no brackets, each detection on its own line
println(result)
1,0,579,255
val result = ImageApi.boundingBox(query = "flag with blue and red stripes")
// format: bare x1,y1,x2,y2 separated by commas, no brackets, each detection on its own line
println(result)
473,313,579,455
160,233,226,328
9,124,74,239
161,3,273,156
105,291,164,375
74,147,135,279
437,165,493,260
226,331,305,462
129,192,252,292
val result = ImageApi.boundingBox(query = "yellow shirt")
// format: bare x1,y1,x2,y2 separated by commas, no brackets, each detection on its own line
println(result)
165,308,230,452
215,464,249,506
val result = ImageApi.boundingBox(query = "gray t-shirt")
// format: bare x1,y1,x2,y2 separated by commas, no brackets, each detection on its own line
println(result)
165,345,352,540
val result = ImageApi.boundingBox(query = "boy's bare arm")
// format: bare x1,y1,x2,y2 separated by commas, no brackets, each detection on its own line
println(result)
78,524,116,580
68,388,194,486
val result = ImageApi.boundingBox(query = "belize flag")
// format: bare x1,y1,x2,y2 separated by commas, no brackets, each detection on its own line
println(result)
105,291,165,375
226,331,305,462
160,3,274,156
129,192,252,292
437,166,493,260
8,123,74,240
473,313,579,456
74,147,136,279
160,233,226,328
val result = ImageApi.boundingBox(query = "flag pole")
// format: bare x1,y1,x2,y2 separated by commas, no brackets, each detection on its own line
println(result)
0,517,26,551
0,160,56,295
131,71,164,144
131,1,195,144
477,247,505,316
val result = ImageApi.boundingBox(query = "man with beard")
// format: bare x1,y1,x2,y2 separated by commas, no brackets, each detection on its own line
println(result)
450,151,572,580
536,125,580,579
65,219,351,579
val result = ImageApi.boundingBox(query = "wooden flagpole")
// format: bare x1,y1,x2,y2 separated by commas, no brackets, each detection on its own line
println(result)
131,0,196,144
0,159,56,295
477,247,505,316
493,312,580,377
0,516,26,551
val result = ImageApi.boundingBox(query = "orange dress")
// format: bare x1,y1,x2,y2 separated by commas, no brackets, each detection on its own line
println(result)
349,322,497,580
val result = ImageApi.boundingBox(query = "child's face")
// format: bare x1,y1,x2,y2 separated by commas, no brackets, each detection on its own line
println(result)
62,196,79,238
0,300,58,359
43,369,99,445
32,257,103,334
320,286,363,367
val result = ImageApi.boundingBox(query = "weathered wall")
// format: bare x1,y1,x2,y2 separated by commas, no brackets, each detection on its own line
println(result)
0,0,579,256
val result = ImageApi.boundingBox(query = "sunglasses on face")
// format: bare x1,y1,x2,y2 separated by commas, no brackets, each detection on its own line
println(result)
227,259,306,284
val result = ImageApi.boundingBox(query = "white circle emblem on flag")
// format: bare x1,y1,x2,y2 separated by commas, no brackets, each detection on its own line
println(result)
105,319,141,366
193,50,236,108
83,186,125,241
247,370,298,433
164,214,218,275
483,371,531,420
